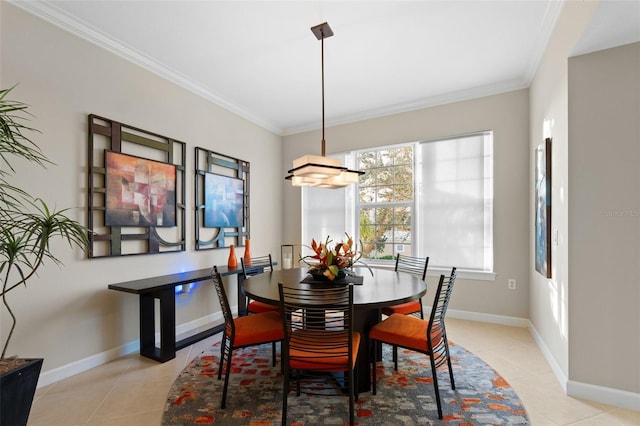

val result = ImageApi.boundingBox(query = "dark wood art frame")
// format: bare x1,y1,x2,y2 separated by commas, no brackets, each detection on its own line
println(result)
87,115,186,258
194,147,250,250
535,137,552,278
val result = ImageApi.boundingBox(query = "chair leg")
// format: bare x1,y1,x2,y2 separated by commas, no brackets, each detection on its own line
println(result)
419,299,425,319
296,369,301,396
393,345,398,371
281,363,289,426
444,337,456,389
372,339,378,395
354,363,359,402
348,368,355,426
429,354,443,419
221,347,233,409
272,341,276,366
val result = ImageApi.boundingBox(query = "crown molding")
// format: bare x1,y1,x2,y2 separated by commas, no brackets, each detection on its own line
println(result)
283,79,529,136
522,0,565,85
8,0,283,135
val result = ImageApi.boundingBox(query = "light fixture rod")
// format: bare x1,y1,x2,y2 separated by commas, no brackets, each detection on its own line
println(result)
321,32,325,157
312,22,333,157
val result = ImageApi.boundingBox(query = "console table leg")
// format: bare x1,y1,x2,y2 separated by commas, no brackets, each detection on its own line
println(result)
138,288,176,362
139,294,156,360
158,287,176,362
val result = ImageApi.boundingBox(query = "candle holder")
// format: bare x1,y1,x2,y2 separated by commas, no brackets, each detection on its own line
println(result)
280,244,294,269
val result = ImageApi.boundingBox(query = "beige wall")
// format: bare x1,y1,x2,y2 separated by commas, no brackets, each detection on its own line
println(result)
528,0,598,382
530,0,640,406
1,3,282,381
568,42,640,396
283,89,531,320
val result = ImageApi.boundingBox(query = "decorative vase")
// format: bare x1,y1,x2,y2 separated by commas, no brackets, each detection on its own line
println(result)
243,239,252,265
228,244,238,268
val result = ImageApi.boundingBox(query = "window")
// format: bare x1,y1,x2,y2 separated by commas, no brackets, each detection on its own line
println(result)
358,145,414,260
302,131,493,275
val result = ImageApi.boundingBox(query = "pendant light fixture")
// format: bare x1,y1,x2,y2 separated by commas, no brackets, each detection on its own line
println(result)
285,22,364,189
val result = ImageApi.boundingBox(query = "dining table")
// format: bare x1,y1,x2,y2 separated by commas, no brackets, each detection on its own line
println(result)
241,266,427,392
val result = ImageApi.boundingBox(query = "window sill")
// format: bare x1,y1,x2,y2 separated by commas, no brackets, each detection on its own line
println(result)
365,262,496,281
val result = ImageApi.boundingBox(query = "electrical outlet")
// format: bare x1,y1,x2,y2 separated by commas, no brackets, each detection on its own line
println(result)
508,279,516,290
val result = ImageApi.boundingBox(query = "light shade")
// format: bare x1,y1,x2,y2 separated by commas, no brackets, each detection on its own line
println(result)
285,155,363,188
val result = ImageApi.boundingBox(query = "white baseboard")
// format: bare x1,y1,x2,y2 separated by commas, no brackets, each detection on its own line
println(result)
527,322,640,412
527,322,568,393
38,339,140,388
446,308,530,327
38,311,226,388
175,311,225,338
568,380,640,412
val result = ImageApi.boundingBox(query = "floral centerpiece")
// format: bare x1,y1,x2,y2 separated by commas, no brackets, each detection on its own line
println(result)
300,234,372,281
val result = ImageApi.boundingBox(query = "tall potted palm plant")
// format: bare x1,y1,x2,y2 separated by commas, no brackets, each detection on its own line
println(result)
0,86,89,425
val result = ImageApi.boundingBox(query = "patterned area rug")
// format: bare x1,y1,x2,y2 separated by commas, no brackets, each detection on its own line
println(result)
163,341,529,425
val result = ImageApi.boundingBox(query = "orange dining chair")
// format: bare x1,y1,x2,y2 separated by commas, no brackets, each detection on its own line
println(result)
211,265,284,409
381,254,429,368
278,282,360,426
241,254,280,314
382,254,429,318
370,267,457,419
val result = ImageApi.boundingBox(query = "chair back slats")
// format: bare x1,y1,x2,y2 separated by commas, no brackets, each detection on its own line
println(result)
278,282,356,373
395,254,429,280
211,265,235,338
241,254,273,278
426,267,457,368
278,282,358,424
279,284,352,336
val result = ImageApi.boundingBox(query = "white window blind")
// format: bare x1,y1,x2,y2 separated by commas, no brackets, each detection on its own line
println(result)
417,132,493,271
301,153,357,251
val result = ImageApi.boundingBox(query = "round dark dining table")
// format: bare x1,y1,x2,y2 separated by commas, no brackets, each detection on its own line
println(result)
241,266,427,392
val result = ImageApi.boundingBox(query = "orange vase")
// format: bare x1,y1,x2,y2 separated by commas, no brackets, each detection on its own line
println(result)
228,244,238,268
243,239,252,265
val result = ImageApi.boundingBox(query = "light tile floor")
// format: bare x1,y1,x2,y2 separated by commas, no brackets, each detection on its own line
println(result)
29,318,639,425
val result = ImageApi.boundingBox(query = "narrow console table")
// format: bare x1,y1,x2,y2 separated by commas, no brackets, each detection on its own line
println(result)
109,265,257,363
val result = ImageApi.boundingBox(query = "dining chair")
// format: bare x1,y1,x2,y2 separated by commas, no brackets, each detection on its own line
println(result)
278,282,360,426
382,254,429,318
211,265,284,409
370,267,457,420
241,254,280,314
381,254,429,368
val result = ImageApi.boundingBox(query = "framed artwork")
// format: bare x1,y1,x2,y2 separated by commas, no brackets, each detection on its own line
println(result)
535,138,552,278
105,151,177,227
87,114,186,258
194,147,250,250
204,172,244,228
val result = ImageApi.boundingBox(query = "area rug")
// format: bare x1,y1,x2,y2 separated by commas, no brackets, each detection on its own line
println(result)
163,341,528,425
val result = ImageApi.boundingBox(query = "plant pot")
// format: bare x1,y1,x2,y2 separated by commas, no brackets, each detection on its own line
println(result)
0,358,43,426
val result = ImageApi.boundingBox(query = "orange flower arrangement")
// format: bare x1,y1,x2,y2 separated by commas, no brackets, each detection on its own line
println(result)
300,234,371,281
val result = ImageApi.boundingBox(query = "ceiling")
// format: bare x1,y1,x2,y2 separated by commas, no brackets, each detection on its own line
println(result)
11,1,640,136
